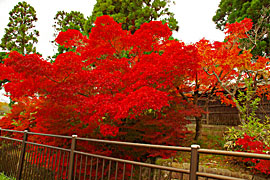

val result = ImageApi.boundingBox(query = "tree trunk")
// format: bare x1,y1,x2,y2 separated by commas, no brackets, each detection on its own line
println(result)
194,116,202,140
233,97,245,124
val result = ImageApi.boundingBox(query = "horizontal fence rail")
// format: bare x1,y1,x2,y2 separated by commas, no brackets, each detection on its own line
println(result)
76,137,192,151
199,149,270,160
0,128,269,180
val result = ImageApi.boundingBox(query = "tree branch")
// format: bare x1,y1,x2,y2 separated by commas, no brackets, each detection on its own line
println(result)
203,67,234,96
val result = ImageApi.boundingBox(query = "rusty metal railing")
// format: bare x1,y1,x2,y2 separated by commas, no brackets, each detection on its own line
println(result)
0,128,269,180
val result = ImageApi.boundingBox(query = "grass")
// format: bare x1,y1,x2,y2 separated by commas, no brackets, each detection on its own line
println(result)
0,173,14,180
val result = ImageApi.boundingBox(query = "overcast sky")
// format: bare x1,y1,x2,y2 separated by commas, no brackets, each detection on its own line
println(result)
0,0,225,102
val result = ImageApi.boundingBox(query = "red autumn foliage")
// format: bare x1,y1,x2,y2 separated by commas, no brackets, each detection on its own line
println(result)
196,18,269,108
236,134,270,175
225,18,253,39
0,16,201,160
1,15,269,178
100,124,119,137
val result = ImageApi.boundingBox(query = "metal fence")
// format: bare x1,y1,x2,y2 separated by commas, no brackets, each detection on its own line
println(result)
0,128,269,180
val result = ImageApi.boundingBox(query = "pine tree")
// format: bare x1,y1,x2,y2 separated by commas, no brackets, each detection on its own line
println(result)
90,0,179,33
0,1,39,55
53,11,90,36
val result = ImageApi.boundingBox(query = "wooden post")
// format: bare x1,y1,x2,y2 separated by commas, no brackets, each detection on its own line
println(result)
189,144,200,180
68,135,77,180
16,130,28,180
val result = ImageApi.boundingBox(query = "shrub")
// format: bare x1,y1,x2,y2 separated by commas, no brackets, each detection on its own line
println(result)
224,79,270,150
236,134,270,175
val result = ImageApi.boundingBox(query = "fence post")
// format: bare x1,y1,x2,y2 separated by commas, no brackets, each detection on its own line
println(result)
68,135,77,180
189,144,200,180
16,130,28,180
0,128,2,143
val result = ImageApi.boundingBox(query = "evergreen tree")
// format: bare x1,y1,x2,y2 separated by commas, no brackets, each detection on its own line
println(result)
90,0,179,33
0,1,39,55
53,11,90,36
213,0,269,57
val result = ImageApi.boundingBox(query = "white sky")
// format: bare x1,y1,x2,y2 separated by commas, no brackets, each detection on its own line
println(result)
0,0,225,102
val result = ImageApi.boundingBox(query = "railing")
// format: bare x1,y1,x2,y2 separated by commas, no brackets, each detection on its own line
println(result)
0,128,269,180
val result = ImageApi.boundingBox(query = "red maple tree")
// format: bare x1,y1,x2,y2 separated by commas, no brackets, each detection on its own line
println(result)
0,16,201,159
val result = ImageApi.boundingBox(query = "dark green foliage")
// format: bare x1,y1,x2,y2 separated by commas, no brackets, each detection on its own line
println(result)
53,11,91,36
90,0,179,33
213,0,270,57
0,1,39,55
0,52,8,64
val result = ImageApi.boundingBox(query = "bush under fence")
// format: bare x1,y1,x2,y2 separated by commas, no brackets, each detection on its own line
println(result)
0,128,269,180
